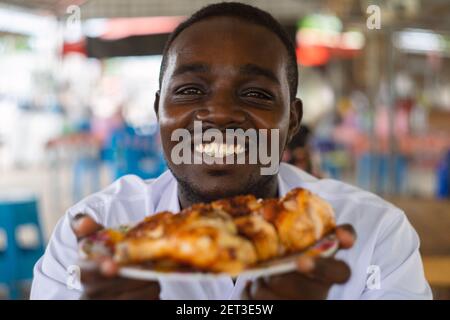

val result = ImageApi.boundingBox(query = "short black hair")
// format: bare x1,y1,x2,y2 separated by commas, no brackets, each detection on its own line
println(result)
158,2,298,101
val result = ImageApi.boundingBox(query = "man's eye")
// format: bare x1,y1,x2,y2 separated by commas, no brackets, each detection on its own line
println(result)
176,87,204,95
243,90,273,100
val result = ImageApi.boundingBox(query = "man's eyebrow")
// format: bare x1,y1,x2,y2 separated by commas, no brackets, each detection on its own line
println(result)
172,63,210,77
239,64,280,85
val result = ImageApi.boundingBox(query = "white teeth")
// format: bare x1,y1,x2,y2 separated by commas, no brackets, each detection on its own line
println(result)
194,142,245,157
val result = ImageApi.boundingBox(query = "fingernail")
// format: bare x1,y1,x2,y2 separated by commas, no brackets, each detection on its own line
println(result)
100,259,118,277
339,226,357,241
297,255,315,272
71,214,86,231
337,228,356,248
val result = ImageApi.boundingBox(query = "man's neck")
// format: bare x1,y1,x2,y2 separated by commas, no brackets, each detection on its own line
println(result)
177,176,279,210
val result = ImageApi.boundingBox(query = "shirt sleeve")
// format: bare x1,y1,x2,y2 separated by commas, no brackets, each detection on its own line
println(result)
30,204,104,300
360,210,432,299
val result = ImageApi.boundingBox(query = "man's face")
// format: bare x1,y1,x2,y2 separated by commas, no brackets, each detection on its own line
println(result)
156,16,301,201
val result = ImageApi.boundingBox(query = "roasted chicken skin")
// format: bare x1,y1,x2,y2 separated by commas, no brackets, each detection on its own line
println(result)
275,188,336,252
80,188,335,274
115,207,257,274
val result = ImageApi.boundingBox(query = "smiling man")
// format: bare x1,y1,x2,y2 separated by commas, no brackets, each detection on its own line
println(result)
31,2,431,300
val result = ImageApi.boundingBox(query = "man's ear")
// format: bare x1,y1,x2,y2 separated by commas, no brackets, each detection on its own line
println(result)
154,90,160,120
287,98,303,144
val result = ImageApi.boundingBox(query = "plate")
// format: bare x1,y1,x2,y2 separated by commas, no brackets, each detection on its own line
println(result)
118,233,339,281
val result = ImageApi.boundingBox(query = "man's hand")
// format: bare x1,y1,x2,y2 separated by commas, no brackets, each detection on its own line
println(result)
244,224,356,300
71,214,161,300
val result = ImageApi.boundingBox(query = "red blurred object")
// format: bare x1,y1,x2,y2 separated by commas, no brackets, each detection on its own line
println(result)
296,44,362,66
61,16,186,57
101,16,185,40
296,45,330,66
62,40,87,56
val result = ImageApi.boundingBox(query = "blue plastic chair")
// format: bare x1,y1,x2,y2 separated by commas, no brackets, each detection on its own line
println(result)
72,156,101,202
0,191,45,299
71,120,102,202
357,153,407,194
436,150,450,199
106,124,167,180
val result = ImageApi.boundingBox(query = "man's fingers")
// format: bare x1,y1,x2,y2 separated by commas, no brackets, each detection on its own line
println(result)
80,258,119,284
71,214,103,240
72,214,161,300
99,258,119,277
84,278,159,299
335,224,356,249
247,279,283,300
80,267,103,284
266,272,330,299
114,282,161,300
82,271,147,294
296,255,316,273
297,256,351,284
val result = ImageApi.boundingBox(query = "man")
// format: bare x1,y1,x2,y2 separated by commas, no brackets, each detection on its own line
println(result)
31,2,431,299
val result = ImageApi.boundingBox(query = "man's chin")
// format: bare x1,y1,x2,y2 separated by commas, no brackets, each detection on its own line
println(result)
175,173,257,203
186,179,252,201
168,162,274,203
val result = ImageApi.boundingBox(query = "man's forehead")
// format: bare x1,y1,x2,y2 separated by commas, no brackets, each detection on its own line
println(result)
166,17,287,76
173,15,278,43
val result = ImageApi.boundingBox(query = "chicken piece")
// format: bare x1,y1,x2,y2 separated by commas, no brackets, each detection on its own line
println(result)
233,214,283,260
212,195,283,260
81,188,336,275
125,211,174,239
211,195,262,217
114,206,257,275
208,190,334,260
274,188,335,252
79,227,128,260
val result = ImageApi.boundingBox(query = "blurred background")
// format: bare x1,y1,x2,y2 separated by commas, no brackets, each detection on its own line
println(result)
0,0,449,299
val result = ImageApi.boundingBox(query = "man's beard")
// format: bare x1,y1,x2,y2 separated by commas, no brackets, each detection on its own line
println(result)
167,165,277,205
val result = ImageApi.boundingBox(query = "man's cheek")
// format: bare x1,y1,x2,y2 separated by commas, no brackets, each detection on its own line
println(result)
257,129,280,176
159,128,180,165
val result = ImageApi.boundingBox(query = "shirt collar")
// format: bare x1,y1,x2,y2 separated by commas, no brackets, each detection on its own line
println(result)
277,169,290,198
154,171,181,214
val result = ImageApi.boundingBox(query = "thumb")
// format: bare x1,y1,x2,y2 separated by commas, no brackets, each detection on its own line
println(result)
71,214,103,241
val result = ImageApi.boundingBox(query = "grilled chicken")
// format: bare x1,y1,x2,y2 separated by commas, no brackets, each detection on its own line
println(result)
275,188,336,252
114,206,257,274
80,188,335,274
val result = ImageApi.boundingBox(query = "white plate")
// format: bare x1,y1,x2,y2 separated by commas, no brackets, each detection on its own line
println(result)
118,233,339,281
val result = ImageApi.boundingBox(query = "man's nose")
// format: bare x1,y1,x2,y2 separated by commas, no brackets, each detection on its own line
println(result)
195,94,246,128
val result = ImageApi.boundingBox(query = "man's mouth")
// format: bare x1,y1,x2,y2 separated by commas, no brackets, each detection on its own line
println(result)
171,121,281,175
194,142,246,158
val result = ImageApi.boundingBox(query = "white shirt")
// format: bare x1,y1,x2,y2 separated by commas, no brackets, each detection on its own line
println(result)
30,163,432,300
